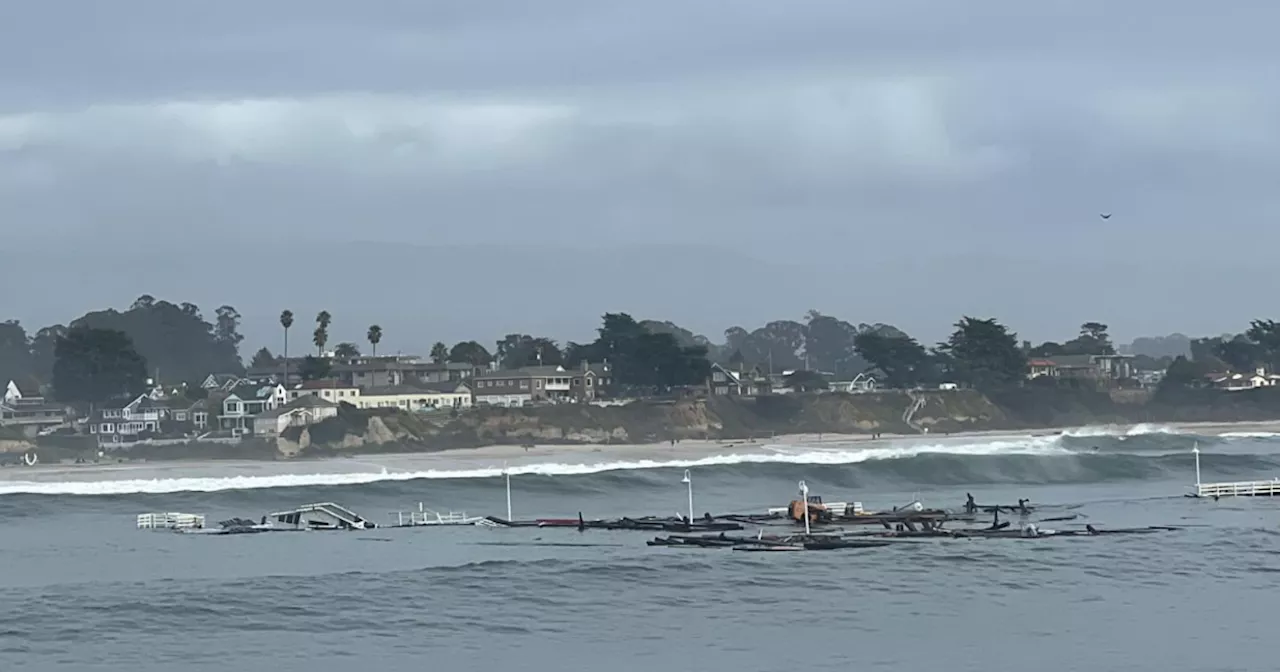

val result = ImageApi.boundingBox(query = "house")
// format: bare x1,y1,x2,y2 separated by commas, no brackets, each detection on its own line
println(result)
253,396,339,438
1026,354,1134,383
827,372,879,393
1,379,70,435
288,379,363,404
472,362,612,407
1211,368,1280,391
707,363,772,397
332,358,479,388
1028,359,1057,379
200,373,247,392
351,381,473,411
170,398,212,430
220,382,286,435
87,394,168,440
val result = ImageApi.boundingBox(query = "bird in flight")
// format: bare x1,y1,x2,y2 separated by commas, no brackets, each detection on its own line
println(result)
1099,213,1111,219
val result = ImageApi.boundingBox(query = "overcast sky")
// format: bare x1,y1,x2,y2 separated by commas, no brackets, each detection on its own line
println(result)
1,1,1275,354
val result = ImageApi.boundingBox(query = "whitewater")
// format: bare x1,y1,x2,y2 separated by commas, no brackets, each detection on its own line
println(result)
0,422,1275,497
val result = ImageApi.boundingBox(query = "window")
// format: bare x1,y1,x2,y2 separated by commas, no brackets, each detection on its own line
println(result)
574,379,582,386
226,401,240,413
535,380,543,388
586,378,593,386
519,380,530,389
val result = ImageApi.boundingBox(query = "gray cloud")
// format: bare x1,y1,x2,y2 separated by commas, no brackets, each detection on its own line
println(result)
2,1,1279,352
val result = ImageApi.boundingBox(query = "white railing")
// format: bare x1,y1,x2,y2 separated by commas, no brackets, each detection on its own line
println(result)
1195,480,1280,498
391,507,485,526
137,512,206,530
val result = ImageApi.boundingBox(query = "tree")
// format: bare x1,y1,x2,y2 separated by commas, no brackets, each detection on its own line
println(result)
29,325,66,382
936,317,1027,389
333,342,360,358
297,355,332,381
0,320,33,384
52,327,149,405
314,311,331,355
250,347,277,369
1061,322,1115,356
495,334,564,368
367,325,383,357
280,310,294,382
1244,319,1280,370
852,331,936,389
429,341,448,363
1155,355,1209,401
70,296,243,383
448,341,493,366
1214,335,1263,373
570,313,710,390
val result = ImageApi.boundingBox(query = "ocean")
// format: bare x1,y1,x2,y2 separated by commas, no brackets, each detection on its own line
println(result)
2,425,1278,672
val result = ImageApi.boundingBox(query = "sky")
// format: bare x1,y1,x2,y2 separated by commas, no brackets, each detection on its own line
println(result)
1,1,1276,355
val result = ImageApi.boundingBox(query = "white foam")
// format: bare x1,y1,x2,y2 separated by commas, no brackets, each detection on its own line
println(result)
1061,423,1177,438
0,436,1073,496
1219,432,1280,439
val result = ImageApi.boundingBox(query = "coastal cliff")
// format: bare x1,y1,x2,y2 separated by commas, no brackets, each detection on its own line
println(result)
277,387,1280,456
14,387,1280,463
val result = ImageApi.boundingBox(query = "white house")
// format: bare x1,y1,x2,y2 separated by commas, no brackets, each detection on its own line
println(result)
352,382,473,411
288,379,362,404
220,382,286,435
253,396,339,438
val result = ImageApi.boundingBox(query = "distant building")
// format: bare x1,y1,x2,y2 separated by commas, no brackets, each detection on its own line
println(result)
220,382,286,436
707,363,771,397
472,362,612,407
1,379,70,436
287,379,363,404
253,396,339,438
351,381,473,411
1026,354,1134,383
331,358,479,388
1211,368,1280,391
87,394,167,440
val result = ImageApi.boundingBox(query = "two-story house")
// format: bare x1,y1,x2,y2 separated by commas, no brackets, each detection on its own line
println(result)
471,362,612,407
220,382,286,436
707,363,772,396
1,379,70,436
87,394,168,441
331,358,479,388
287,379,363,404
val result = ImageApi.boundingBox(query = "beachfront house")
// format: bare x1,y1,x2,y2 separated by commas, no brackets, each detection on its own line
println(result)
471,362,611,407
350,381,473,411
87,394,167,441
1,379,71,436
253,396,339,438
288,379,363,404
220,382,287,436
706,363,771,397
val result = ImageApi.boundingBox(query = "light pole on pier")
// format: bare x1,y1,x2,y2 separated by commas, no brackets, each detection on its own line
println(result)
799,480,811,536
503,461,513,521
681,469,694,522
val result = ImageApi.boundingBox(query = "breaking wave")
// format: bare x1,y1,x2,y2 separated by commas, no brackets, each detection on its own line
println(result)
0,424,1275,497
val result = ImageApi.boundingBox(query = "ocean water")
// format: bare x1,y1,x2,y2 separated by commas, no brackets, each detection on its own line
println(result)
2,427,1279,672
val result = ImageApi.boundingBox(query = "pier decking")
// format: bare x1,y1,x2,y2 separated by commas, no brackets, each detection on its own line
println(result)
1189,445,1280,498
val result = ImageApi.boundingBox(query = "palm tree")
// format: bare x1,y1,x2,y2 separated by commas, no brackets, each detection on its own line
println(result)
315,311,332,356
367,325,383,357
280,310,294,383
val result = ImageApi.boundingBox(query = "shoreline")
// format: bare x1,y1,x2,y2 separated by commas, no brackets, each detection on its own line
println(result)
5,419,1280,484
